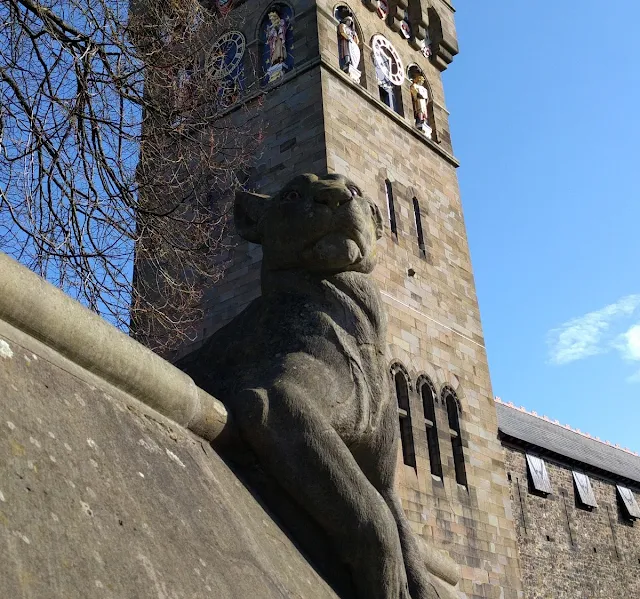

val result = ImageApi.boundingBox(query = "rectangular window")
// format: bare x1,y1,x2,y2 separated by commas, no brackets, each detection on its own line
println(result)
617,485,640,520
573,471,598,509
385,180,397,237
379,85,403,116
526,454,552,495
412,197,426,258
379,86,391,107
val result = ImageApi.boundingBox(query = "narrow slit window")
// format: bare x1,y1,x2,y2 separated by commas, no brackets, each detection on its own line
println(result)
394,369,416,468
445,390,467,487
573,471,597,509
412,197,426,258
420,380,442,479
526,454,552,495
617,485,640,520
385,180,397,237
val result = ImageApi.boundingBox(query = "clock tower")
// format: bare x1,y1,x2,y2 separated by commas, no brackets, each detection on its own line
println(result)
188,2,524,597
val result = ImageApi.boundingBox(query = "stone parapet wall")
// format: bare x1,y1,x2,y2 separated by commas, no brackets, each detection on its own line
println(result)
0,253,338,599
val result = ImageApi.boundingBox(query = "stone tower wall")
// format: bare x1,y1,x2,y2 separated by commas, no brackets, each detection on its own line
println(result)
183,0,327,348
504,444,640,598
315,2,522,598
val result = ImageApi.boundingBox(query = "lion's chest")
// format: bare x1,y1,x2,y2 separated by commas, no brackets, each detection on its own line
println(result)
192,276,390,441
288,312,388,440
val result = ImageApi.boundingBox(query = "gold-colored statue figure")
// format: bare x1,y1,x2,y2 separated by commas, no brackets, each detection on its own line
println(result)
410,74,432,139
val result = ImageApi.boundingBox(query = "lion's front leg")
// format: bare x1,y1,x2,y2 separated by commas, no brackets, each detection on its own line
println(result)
354,399,458,599
228,373,411,599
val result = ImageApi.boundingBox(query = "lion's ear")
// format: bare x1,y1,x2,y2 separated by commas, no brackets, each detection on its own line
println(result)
234,190,270,243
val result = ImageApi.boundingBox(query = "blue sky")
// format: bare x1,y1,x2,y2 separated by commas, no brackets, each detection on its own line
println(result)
446,1,640,452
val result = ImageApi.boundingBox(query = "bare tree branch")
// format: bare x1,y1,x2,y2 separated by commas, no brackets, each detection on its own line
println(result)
0,0,262,351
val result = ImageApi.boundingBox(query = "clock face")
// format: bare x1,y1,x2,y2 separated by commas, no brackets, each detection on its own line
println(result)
371,35,404,86
208,31,246,80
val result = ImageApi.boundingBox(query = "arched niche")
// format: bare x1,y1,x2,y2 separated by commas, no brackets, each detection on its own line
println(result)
259,3,295,85
417,375,443,479
407,63,434,140
333,4,366,86
442,385,467,487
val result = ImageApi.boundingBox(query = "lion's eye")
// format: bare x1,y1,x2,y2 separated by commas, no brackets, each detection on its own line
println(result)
347,186,360,198
283,190,301,201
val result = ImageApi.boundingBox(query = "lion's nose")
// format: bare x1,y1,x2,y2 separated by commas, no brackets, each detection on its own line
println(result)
314,188,352,208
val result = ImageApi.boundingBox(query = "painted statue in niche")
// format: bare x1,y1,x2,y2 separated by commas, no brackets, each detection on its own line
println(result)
376,0,389,20
410,73,432,139
265,7,290,83
400,11,411,39
214,0,234,15
338,16,361,83
420,31,433,58
374,51,393,91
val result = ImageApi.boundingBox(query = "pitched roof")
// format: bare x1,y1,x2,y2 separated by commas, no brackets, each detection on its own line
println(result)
495,399,640,486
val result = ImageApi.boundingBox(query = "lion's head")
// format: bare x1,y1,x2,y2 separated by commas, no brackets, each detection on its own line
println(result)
234,173,383,274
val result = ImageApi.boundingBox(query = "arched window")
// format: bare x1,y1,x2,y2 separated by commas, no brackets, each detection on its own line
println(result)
392,364,415,468
371,35,404,115
407,64,434,139
412,197,426,258
261,4,294,85
443,386,467,487
334,5,364,85
384,179,397,237
419,377,442,479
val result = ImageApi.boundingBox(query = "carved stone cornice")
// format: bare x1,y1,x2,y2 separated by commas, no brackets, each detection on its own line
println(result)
387,0,409,34
406,0,428,51
427,6,458,71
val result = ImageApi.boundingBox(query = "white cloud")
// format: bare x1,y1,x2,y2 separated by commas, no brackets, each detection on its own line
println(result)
547,294,640,365
620,324,640,361
615,323,640,382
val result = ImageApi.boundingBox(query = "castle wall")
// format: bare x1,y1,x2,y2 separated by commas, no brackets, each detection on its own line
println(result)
504,444,640,599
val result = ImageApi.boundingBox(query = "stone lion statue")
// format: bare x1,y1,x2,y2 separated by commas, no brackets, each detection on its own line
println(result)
179,173,460,599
